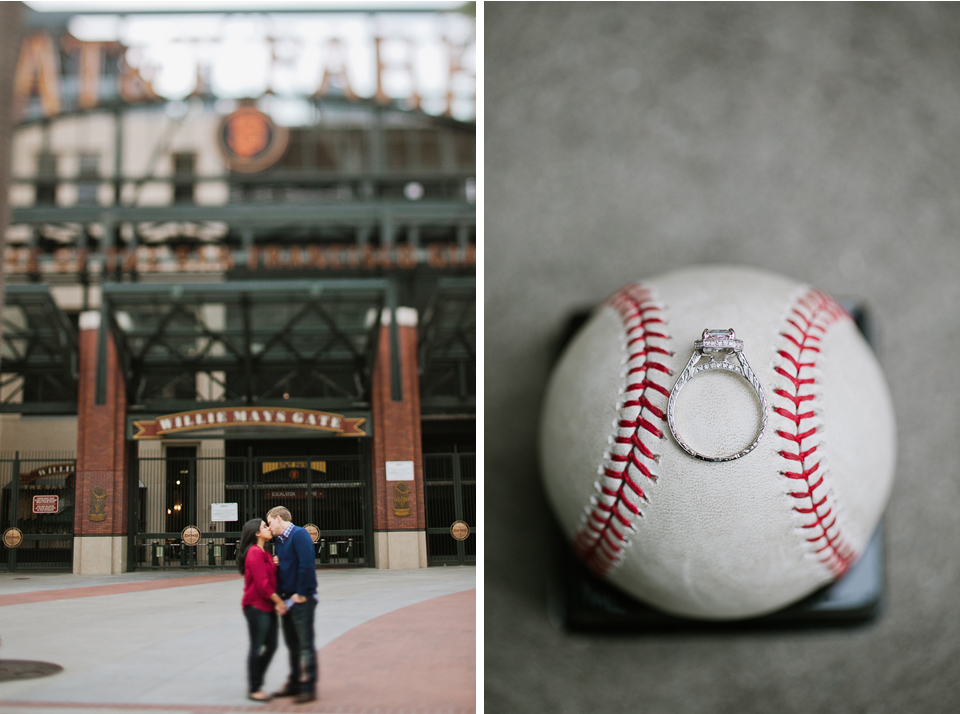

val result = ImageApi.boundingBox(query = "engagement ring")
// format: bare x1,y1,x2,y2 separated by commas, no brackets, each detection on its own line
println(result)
666,329,768,462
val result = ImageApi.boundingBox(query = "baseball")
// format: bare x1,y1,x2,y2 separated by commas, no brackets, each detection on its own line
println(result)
539,265,896,620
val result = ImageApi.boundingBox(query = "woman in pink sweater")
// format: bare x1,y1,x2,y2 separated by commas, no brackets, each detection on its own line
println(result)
237,518,287,702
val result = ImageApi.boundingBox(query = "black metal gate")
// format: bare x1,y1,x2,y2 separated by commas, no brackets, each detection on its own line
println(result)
424,448,476,565
129,447,372,569
1,451,76,572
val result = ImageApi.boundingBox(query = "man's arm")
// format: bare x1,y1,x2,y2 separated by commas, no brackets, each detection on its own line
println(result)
292,528,315,599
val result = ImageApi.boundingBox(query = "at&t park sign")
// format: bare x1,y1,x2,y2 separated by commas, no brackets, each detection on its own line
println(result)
133,407,366,439
13,10,476,121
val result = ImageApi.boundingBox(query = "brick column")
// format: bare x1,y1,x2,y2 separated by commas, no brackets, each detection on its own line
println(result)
73,311,129,574
371,307,426,569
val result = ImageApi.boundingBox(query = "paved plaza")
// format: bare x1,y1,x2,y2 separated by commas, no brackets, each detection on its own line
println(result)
0,566,476,714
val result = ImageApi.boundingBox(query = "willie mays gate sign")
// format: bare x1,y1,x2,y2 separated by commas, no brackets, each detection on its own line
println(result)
132,407,366,439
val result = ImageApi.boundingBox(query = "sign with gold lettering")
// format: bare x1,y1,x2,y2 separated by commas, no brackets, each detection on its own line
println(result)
217,106,289,173
89,486,106,522
262,461,327,476
393,482,411,517
181,526,201,546
450,520,470,541
3,528,23,549
133,407,365,439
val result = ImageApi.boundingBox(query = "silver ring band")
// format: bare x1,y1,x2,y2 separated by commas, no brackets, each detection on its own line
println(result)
666,329,768,462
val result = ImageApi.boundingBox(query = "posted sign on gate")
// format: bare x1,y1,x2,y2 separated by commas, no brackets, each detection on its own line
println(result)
210,503,238,522
32,495,59,514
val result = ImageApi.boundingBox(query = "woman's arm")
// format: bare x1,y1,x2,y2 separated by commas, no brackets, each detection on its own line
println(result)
270,591,287,615
248,548,280,605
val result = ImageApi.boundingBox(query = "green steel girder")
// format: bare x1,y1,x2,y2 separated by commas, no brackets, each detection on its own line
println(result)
418,277,475,409
1,285,79,409
10,169,475,185
11,201,474,229
98,279,402,408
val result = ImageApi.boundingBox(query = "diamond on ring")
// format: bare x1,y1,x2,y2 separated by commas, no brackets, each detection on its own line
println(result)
666,328,768,462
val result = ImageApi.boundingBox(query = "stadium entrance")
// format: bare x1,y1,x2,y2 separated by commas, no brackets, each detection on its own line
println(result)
422,424,476,565
129,438,372,570
1,452,77,571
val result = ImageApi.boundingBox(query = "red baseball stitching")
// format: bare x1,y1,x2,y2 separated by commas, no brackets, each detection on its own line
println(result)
774,288,856,577
572,284,671,578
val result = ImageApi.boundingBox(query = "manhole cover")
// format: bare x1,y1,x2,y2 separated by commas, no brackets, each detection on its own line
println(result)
0,660,63,682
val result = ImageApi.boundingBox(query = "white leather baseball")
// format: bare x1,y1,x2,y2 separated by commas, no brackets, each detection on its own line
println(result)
539,265,896,620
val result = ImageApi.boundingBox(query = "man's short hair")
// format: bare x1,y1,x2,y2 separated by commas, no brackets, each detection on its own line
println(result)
266,506,292,523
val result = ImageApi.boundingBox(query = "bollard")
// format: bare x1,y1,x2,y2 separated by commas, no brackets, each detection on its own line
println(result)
347,538,355,564
319,538,329,564
153,541,161,568
207,541,215,568
180,543,187,568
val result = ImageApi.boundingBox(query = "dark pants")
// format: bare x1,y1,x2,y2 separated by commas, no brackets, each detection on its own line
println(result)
280,598,318,694
243,606,278,694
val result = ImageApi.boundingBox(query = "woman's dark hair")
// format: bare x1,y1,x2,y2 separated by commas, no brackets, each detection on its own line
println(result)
236,518,264,574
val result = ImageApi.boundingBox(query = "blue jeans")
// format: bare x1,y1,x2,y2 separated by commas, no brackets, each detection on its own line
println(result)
243,606,278,694
280,598,317,694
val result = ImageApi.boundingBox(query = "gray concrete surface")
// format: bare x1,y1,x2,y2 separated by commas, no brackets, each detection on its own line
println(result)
0,566,475,713
486,3,960,713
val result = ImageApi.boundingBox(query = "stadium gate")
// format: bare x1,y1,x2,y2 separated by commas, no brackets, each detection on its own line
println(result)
129,441,373,570
1,452,77,572
424,446,476,565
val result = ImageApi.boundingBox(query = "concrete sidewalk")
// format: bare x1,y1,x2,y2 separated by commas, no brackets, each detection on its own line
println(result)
0,566,476,714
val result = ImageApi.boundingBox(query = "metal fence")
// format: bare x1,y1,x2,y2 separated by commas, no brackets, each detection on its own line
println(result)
424,449,476,565
0,451,76,572
130,448,372,569
0,447,467,572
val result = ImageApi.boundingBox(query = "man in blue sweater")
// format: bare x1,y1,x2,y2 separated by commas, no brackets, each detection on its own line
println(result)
266,506,318,704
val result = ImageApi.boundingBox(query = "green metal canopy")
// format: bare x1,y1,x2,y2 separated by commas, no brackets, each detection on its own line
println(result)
11,201,474,235
98,279,402,412
0,279,472,417
418,277,475,412
0,284,78,413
